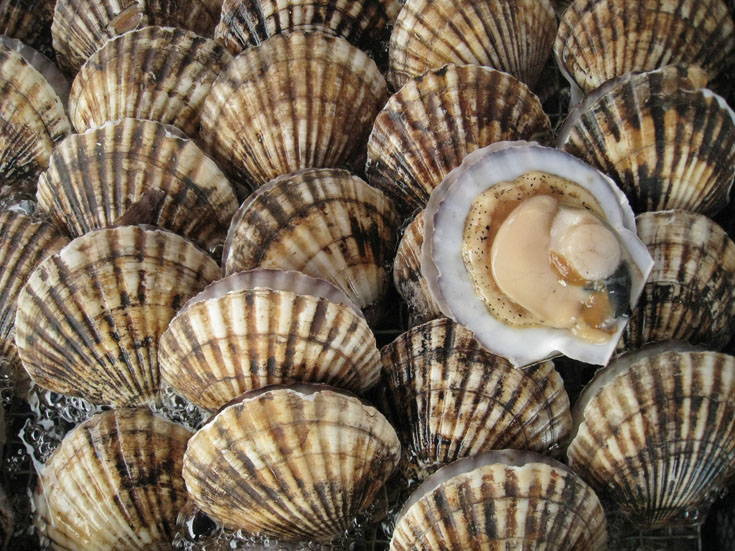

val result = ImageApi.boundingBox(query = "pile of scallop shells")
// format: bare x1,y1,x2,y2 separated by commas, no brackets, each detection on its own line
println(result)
0,0,734,549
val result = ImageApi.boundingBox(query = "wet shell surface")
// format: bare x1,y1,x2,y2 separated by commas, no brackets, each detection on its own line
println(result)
619,211,735,352
200,32,388,189
69,26,232,137
183,384,401,541
36,118,238,254
554,0,735,99
568,347,735,529
381,317,572,477
0,0,56,58
390,450,607,551
34,408,191,551
558,66,735,216
366,64,552,216
14,225,220,407
222,168,399,318
159,269,381,411
388,0,557,91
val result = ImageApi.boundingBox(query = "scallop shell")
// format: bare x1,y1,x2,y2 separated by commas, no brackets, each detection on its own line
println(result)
200,32,388,189
183,384,401,541
69,26,232,137
34,408,191,551
558,66,735,216
382,317,572,477
36,118,238,254
388,0,557,91
619,211,735,352
159,269,381,411
15,225,220,407
0,0,55,58
391,450,607,551
366,64,551,216
52,0,222,75
222,168,399,318
554,0,735,100
568,347,735,529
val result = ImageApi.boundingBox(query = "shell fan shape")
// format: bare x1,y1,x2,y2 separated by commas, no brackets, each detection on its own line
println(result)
14,225,220,407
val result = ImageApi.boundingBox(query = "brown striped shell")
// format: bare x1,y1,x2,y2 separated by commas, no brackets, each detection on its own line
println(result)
51,0,222,75
34,408,191,551
0,0,55,58
558,66,735,216
366,64,551,216
222,168,399,319
381,318,572,479
183,384,401,541
36,118,238,254
159,270,381,411
69,26,232,137
388,0,557,91
14,225,220,407
200,32,388,189
618,211,735,353
554,0,735,100
568,347,735,528
390,450,607,551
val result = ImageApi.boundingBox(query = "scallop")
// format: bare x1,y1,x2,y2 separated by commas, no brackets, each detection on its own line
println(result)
0,0,56,58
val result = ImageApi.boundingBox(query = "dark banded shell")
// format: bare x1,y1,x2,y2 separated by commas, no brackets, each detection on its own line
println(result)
0,0,56,58
382,318,572,479
388,0,557,91
183,385,401,541
619,211,735,352
36,118,238,254
558,66,735,216
69,26,232,137
200,32,388,189
34,408,191,551
568,348,735,528
366,64,551,216
15,225,220,407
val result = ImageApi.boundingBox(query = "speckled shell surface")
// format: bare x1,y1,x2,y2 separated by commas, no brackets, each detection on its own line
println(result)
200,32,388,189
183,385,401,541
15,225,220,407
34,408,192,551
36,118,238,254
69,26,232,137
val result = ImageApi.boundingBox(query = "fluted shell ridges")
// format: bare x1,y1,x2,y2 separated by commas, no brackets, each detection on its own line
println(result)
0,0,56,58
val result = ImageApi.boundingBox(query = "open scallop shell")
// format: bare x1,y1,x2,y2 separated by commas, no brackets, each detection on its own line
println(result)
69,26,232,137
554,0,735,101
382,317,571,478
15,225,220,407
183,384,401,541
366,64,551,216
0,0,55,58
36,118,238,254
34,408,191,551
568,347,735,528
222,168,399,318
159,269,381,411
558,66,735,216
200,32,388,189
388,0,557,91
391,450,607,551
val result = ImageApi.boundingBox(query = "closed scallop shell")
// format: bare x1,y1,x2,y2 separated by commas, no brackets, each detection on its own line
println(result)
222,168,399,319
36,118,238,254
34,408,191,551
382,317,572,478
388,0,557,91
69,26,232,137
15,225,220,407
0,0,55,58
390,450,607,551
200,32,388,189
568,347,735,528
619,211,735,352
558,66,735,216
183,384,401,541
159,269,381,411
366,64,551,215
